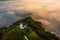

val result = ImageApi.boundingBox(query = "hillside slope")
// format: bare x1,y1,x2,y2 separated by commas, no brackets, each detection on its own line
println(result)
0,17,60,40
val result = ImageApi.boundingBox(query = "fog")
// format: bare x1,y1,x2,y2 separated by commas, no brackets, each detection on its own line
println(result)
0,0,60,37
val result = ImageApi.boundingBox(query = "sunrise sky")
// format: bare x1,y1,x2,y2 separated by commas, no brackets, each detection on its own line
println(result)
0,0,60,37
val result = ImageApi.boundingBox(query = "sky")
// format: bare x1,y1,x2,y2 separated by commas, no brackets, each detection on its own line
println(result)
0,0,60,37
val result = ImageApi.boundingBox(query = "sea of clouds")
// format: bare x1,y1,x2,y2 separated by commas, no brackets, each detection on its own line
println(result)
0,0,60,37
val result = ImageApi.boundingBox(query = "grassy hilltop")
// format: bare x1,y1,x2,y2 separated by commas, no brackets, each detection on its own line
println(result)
0,17,60,40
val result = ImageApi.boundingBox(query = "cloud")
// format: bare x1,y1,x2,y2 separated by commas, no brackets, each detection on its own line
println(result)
0,9,29,27
0,1,29,27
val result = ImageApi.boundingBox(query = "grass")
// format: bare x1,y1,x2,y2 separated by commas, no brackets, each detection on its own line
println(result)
1,17,60,40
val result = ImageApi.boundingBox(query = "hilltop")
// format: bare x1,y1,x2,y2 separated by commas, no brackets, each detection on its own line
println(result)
0,17,60,40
